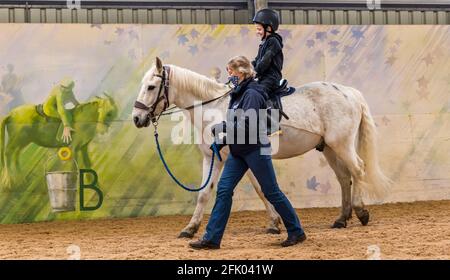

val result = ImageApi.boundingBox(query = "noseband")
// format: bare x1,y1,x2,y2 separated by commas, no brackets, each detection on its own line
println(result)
134,66,170,125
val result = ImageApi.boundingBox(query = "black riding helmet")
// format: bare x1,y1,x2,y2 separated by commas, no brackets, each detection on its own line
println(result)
252,8,279,38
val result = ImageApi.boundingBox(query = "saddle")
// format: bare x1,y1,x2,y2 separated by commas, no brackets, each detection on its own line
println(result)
267,79,296,119
277,79,297,98
36,104,67,143
265,81,326,152
36,104,51,119
266,79,296,135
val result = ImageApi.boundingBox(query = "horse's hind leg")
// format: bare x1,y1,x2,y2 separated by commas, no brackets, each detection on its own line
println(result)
2,144,22,187
352,181,369,226
1,148,13,188
247,170,281,234
323,145,352,228
178,155,223,238
329,140,369,226
12,148,23,174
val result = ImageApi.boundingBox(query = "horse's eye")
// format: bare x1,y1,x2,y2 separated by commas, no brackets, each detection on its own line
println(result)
147,85,156,91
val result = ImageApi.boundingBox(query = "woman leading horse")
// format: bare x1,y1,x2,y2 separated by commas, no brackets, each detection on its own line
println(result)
189,56,307,249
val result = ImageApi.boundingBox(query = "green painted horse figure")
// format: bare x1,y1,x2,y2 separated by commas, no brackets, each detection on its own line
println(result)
0,94,118,187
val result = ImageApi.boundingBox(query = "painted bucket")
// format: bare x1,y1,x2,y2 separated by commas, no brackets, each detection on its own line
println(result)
45,171,78,212
45,148,78,212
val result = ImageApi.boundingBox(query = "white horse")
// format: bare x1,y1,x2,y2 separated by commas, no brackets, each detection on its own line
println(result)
132,57,392,238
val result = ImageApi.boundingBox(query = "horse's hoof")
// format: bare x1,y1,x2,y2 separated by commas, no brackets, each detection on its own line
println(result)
358,210,370,226
331,220,347,229
266,228,281,234
178,231,194,239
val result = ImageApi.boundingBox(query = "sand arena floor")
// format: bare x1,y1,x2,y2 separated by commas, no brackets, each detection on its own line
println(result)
0,200,449,260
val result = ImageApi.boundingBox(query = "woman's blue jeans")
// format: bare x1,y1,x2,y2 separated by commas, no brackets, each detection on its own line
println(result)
202,148,304,245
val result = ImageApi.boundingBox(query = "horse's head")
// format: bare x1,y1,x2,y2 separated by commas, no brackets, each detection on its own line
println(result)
132,57,168,128
96,93,118,134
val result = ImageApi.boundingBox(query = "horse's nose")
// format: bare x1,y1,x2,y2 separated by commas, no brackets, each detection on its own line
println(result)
133,116,140,126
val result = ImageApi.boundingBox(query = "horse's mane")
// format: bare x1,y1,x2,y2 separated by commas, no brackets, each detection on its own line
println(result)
75,97,103,111
165,65,230,100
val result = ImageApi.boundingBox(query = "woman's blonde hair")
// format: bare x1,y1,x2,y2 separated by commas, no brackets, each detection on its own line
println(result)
227,56,256,79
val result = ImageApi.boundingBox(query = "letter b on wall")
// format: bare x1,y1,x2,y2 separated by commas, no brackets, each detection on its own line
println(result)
79,169,103,211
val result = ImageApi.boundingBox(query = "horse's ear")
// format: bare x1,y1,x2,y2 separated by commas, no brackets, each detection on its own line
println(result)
155,57,163,73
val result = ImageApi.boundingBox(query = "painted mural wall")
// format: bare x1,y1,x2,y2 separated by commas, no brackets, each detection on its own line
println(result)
0,24,448,224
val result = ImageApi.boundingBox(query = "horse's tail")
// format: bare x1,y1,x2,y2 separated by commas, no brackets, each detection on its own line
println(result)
0,115,12,188
0,116,7,168
353,89,393,201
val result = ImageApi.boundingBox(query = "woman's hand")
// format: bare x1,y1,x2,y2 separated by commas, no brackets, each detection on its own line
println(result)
210,138,226,162
62,126,75,144
211,121,227,137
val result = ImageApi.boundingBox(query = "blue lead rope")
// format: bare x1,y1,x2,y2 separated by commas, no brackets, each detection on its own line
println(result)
154,129,216,192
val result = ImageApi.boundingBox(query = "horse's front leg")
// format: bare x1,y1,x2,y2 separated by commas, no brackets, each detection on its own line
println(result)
73,143,91,169
246,171,282,234
80,144,91,169
178,155,223,238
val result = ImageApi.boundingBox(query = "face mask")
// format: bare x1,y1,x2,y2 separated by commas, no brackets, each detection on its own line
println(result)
228,75,239,87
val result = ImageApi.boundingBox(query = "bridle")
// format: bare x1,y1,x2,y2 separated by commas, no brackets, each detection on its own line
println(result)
134,65,171,126
134,65,232,192
133,65,232,127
